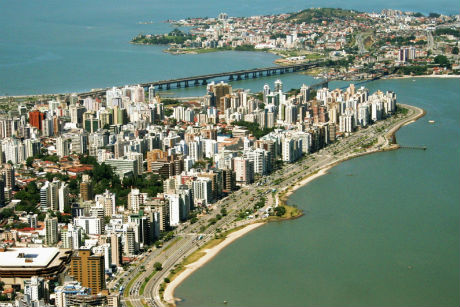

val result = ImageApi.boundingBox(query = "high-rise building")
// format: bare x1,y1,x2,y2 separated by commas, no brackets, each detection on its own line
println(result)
212,82,232,112
124,227,137,256
58,183,69,213
3,164,15,189
110,234,122,268
28,110,46,130
95,190,116,217
233,157,254,185
24,276,49,303
56,137,70,158
69,250,105,294
105,158,139,178
44,214,58,245
71,133,88,154
127,188,147,212
80,174,93,201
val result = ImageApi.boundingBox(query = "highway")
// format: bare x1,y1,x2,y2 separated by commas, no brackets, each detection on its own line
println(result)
116,104,423,307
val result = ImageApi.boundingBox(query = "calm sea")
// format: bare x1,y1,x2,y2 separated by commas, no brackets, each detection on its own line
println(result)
1,1,459,306
175,78,460,306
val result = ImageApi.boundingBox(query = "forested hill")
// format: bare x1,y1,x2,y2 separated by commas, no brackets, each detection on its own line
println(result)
287,8,360,23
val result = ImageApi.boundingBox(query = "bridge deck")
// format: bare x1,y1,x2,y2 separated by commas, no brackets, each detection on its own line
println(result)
79,61,323,97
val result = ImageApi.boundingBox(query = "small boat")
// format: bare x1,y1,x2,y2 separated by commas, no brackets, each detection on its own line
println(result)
428,120,435,124
224,300,228,304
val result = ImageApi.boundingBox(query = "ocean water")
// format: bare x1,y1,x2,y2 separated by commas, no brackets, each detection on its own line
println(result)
1,0,459,95
1,2,459,306
175,78,460,306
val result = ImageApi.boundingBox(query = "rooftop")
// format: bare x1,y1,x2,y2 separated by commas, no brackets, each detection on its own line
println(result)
0,247,60,268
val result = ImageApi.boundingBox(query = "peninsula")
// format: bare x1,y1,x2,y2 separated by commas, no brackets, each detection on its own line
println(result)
132,8,460,80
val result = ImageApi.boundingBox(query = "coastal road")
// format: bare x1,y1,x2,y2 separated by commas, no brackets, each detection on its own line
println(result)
122,104,424,307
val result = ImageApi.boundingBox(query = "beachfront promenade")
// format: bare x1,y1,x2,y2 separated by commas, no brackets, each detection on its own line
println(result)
115,103,425,307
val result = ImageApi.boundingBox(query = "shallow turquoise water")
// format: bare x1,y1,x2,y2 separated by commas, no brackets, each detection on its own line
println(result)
175,78,460,306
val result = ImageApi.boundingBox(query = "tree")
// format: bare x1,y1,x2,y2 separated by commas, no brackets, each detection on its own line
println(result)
274,206,286,217
428,12,440,18
434,55,450,67
452,46,459,55
154,262,163,271
26,157,34,168
0,208,15,220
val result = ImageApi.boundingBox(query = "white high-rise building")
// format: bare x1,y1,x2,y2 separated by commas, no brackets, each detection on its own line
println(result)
56,137,70,157
192,178,212,206
165,194,180,227
188,139,203,161
74,216,102,235
58,183,69,213
128,188,147,212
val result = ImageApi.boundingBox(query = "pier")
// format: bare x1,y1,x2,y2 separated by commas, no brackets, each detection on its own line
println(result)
400,145,427,150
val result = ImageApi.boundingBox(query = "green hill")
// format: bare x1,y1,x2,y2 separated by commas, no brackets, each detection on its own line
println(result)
287,8,359,24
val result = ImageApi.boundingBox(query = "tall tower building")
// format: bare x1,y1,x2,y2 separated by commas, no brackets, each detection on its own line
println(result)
110,233,123,268
3,164,15,189
69,250,106,294
44,214,58,245
56,137,70,158
80,174,93,201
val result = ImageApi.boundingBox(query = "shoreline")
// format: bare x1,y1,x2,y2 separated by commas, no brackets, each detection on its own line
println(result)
162,103,425,306
163,223,265,305
1,74,457,100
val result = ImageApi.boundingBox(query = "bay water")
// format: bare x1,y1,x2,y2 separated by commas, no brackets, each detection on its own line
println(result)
175,78,460,306
1,1,459,306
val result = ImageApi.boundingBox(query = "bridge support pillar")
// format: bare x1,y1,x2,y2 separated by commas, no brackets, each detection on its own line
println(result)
194,79,200,86
166,84,170,90
258,71,262,77
229,75,234,81
202,79,207,85
159,84,163,89
280,68,285,74
177,82,181,88
252,72,257,78
237,74,242,80
185,81,189,88
244,73,249,79
267,70,271,76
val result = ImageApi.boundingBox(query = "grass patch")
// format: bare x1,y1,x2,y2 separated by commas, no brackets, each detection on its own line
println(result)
162,236,182,253
139,270,156,295
124,271,142,298
182,251,206,266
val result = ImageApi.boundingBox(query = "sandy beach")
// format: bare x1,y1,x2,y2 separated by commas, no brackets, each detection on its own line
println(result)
164,222,265,305
161,103,425,306
281,166,333,200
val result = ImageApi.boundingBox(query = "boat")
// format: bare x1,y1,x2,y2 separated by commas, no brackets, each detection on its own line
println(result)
428,120,435,124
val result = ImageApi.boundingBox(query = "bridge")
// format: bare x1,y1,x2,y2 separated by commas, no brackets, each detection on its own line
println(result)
79,61,325,98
